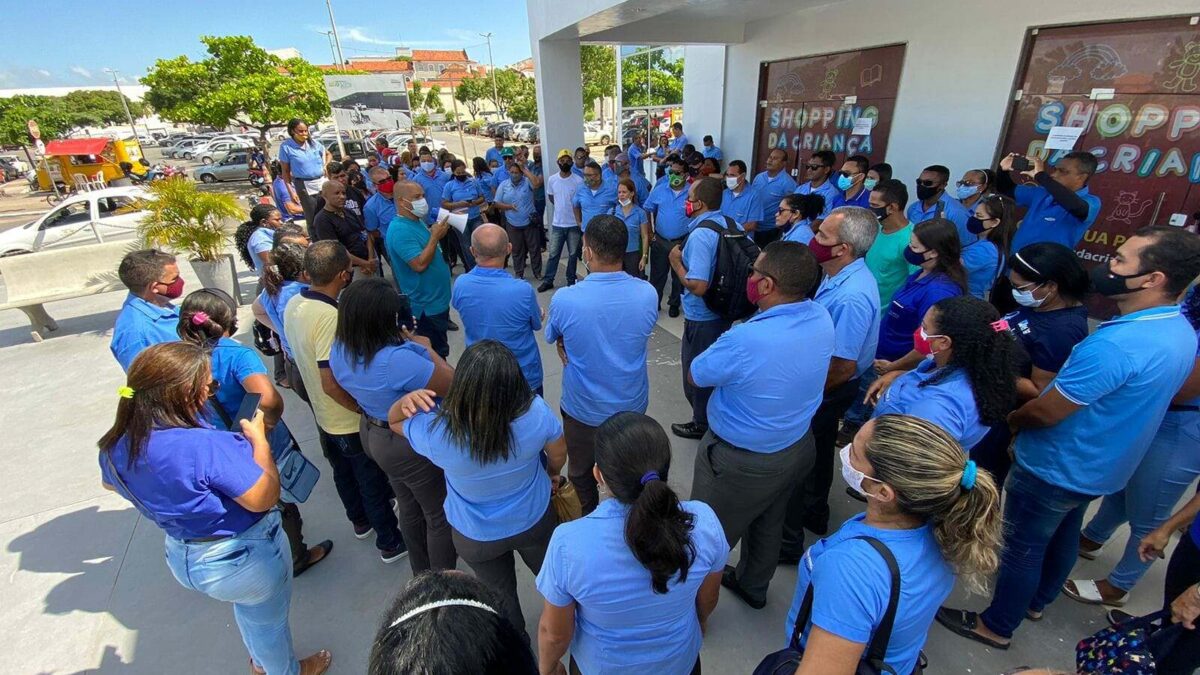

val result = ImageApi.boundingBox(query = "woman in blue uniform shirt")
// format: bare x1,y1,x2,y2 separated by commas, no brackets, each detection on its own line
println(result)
867,295,1016,452
611,178,651,277
776,193,824,245
961,193,1016,300
536,413,728,675
388,340,568,641
98,342,332,675
786,414,1001,675
251,238,311,398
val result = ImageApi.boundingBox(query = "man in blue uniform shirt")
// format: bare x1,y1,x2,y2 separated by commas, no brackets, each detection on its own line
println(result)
571,147,589,179
646,156,693,316
908,164,970,241
998,150,1101,252
795,150,841,218
750,148,799,248
485,137,505,167
494,165,540,279
701,135,722,161
572,161,618,232
616,153,650,205
441,159,488,272
545,215,658,513
690,240,835,609
627,131,646,179
720,160,764,232
668,122,688,152
829,154,872,209
938,226,1200,649
111,249,183,371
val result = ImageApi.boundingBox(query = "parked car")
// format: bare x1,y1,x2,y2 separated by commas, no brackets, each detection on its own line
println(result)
382,133,447,153
195,141,255,164
0,186,150,256
584,122,613,146
192,151,252,183
493,123,515,141
166,138,206,158
509,122,536,141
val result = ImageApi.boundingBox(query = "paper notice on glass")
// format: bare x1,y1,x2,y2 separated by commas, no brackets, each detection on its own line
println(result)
851,118,874,136
439,209,469,233
1044,126,1085,151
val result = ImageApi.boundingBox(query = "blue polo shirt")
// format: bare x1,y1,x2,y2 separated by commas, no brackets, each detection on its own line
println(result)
111,294,180,372
441,176,487,220
1015,305,1197,496
277,138,325,180
477,171,498,200
528,161,545,202
536,498,729,675
751,170,799,229
906,192,970,242
796,179,841,218
409,168,451,225
692,300,835,452
612,205,649,253
628,144,645,177
385,215,451,318
572,183,618,231
451,267,543,390
669,133,689,152
406,398,561,541
782,220,815,244
626,172,651,205
721,185,765,230
816,259,881,379
328,340,434,421
702,145,722,160
874,358,988,450
643,182,691,240
246,227,274,275
545,272,658,426
485,147,504,166
961,239,1004,299
495,178,536,227
830,186,871,210
877,272,963,361
205,336,292,454
572,164,586,179
363,192,395,237
680,215,724,322
257,281,307,360
1003,305,1090,376
1010,183,1101,252
601,165,618,186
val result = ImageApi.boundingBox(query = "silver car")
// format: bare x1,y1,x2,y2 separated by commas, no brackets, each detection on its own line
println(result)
192,151,251,183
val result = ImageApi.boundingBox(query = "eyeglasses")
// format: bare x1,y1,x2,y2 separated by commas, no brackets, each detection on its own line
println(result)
838,170,859,178
805,163,826,170
955,180,982,188
915,179,939,188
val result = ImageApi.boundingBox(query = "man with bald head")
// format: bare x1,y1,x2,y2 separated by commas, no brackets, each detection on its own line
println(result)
313,178,376,276
451,223,544,393
385,181,454,357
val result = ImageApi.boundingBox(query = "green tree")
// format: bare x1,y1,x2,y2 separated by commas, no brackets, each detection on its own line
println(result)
581,45,616,122
142,35,330,147
0,91,145,145
425,85,444,113
621,50,684,107
454,76,486,118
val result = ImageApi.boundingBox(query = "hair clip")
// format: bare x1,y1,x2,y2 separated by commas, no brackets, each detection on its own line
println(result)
117,386,135,399
190,311,210,326
990,319,1010,333
640,471,661,486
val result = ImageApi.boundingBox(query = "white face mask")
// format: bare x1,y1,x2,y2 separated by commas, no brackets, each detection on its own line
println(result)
1011,283,1046,308
840,444,881,498
619,198,632,207
420,161,435,173
408,197,429,218
725,176,739,190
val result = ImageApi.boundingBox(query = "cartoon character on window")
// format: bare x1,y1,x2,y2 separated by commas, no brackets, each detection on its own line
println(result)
1164,41,1200,93
1106,190,1153,225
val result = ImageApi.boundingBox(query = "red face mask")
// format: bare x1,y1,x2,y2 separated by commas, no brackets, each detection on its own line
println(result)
159,276,185,300
808,238,838,264
377,179,395,195
746,275,765,305
685,200,696,218
912,326,945,356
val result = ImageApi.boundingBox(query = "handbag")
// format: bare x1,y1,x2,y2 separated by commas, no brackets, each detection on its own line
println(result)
550,476,582,523
1076,609,1184,674
211,400,319,504
753,536,922,675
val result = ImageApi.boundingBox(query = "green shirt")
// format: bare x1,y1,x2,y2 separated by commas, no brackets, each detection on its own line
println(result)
385,215,451,317
865,221,918,309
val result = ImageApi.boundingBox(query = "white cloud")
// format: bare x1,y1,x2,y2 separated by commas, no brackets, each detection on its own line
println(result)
444,29,479,43
341,26,404,47
70,65,93,79
35,69,51,78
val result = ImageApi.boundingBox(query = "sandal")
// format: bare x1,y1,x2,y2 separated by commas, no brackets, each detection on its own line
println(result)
250,659,265,675
1062,578,1127,607
935,607,1010,650
1025,608,1043,622
300,650,332,675
293,540,333,578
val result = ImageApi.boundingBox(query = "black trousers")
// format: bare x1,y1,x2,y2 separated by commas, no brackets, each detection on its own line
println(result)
416,310,450,359
649,236,684,310
1158,529,1200,674
622,251,645,278
291,177,319,237
507,224,542,278
561,410,600,515
681,318,731,426
971,423,1015,490
781,377,860,555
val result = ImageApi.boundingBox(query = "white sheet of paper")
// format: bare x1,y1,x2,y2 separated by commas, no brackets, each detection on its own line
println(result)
443,210,469,233
1045,126,1085,151
851,118,874,136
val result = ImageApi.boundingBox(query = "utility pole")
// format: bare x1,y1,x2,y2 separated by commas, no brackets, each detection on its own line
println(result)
479,32,500,118
321,31,339,68
325,0,346,69
104,68,145,154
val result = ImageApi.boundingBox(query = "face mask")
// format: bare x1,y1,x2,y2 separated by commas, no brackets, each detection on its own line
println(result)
871,205,889,220
558,160,572,172
746,275,765,305
966,216,990,235
955,184,981,200
512,176,523,185
408,197,429,218
864,177,878,191
836,174,855,191
454,173,468,182
1091,264,1149,297
420,161,435,173
915,184,940,202
725,176,739,190
807,238,840,264
668,173,685,189
377,179,395,195
685,200,696,218
912,325,945,356
619,198,632,207
1011,283,1046,308
903,246,928,266
159,276,185,299
840,444,880,498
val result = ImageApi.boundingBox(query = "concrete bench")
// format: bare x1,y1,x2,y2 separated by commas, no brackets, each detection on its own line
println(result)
0,241,135,342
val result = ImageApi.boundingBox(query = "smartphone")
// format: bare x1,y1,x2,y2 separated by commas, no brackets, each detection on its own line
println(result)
397,293,417,333
236,393,262,425
1010,155,1031,172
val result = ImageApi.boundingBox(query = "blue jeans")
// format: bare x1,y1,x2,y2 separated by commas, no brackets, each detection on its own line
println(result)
165,511,298,675
980,464,1095,638
1082,411,1200,591
542,226,581,285
841,366,880,428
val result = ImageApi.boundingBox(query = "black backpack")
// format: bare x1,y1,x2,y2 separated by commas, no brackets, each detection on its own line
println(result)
693,216,761,322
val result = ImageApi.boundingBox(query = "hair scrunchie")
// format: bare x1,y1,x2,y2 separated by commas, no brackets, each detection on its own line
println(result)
640,471,661,486
960,460,978,491
190,311,210,326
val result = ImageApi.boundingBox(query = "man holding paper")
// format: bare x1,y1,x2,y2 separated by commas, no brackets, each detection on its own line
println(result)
385,181,457,358
998,150,1101,252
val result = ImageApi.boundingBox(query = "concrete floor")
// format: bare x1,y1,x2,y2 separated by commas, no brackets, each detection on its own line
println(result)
0,256,1178,674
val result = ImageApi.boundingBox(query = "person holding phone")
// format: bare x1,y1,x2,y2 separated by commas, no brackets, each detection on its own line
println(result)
98,342,332,675
997,150,1101,253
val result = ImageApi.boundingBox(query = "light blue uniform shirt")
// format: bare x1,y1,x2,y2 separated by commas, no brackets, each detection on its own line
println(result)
1010,183,1101,252
628,144,645,177
441,176,487,220
495,178,536,227
961,239,1004,299
1015,305,1197,495
277,139,325,179
246,227,274,275
327,340,434,421
206,336,292,453
796,179,841,218
816,258,881,379
611,205,649,253
536,498,729,675
692,301,835,451
643,182,691,240
786,514,954,675
668,133,689,152
781,220,815,244
485,147,504,166
111,294,180,371
751,170,799,229
477,171,498,200
680,215,724,322
873,358,989,451
363,192,395,237
721,185,765,230
702,145,722,160
409,168,451,225
572,183,618,232
405,398,562,541
451,267,543,390
625,172,651,205
385,215,452,318
258,281,307,360
545,272,658,426
493,164,511,187
906,192,970,242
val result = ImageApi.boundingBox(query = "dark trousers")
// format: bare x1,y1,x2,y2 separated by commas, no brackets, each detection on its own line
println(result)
360,419,458,574
682,318,732,426
292,178,319,237
570,656,700,675
453,504,557,641
416,310,450,359
507,224,542,278
561,410,600,515
649,236,684,309
279,501,306,567
622,251,645,278
781,377,861,555
691,431,815,601
971,423,1015,490
1159,530,1200,674
440,217,462,268
457,217,482,271
752,228,782,248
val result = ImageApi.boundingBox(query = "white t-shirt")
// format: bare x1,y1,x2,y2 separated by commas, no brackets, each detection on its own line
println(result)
546,172,585,228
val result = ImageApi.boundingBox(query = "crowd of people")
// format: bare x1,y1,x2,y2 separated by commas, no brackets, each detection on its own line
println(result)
98,115,1200,675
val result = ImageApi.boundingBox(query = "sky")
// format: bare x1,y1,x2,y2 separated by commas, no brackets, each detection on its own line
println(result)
1,0,532,88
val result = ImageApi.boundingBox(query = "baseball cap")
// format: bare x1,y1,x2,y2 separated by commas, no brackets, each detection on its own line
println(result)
501,147,515,158
557,148,571,159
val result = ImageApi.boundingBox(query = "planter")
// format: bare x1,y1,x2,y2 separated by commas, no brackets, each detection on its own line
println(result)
190,254,243,305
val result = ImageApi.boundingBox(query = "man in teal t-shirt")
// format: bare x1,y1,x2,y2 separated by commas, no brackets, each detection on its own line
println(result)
866,180,918,308
385,181,453,358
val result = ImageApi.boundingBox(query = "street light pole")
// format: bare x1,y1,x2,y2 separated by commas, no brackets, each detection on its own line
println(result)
325,0,346,69
104,68,145,155
479,32,500,118
322,31,339,68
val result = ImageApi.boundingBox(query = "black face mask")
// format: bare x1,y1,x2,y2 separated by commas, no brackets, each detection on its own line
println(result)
871,205,889,220
915,185,940,202
966,216,988,235
454,173,468,182
558,161,573,172
1090,264,1149,297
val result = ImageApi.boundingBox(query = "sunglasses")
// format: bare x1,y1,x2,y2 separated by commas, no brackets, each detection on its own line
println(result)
955,180,983,188
805,163,826,170
838,170,859,178
915,179,939,188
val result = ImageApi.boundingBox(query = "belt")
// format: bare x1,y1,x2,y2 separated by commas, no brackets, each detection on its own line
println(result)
184,534,232,544
293,175,322,181
364,414,390,430
1169,404,1200,413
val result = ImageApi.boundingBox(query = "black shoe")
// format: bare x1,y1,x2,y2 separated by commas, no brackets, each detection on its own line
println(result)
668,305,680,318
381,540,409,564
721,566,766,609
670,421,707,439
1107,608,1135,627
447,319,459,331
537,280,554,293
293,540,333,578
803,511,830,536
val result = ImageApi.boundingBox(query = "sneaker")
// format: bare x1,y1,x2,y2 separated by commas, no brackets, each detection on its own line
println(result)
537,280,554,293
380,542,409,564
668,305,680,318
353,524,374,540
447,319,460,331
670,421,708,440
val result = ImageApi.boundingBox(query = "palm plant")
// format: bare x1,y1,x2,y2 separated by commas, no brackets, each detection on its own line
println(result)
137,177,243,262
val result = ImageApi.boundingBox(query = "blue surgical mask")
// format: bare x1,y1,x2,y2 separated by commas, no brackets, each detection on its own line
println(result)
420,161,435,173
836,174,855,191
956,184,981,200
863,177,878,191
1012,284,1046,308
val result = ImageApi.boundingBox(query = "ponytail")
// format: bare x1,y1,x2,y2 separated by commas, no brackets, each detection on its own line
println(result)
595,412,697,594
264,242,307,298
176,289,239,347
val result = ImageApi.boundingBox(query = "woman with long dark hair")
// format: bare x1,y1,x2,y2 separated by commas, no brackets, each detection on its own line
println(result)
328,277,457,575
251,239,310,394
962,193,1017,299
388,340,567,640
277,118,331,230
98,342,331,675
777,193,825,244
535,413,728,675
236,204,285,277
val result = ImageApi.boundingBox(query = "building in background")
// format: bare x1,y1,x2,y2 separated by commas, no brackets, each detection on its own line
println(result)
509,58,536,78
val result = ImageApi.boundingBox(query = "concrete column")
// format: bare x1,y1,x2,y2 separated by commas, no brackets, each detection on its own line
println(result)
532,37,585,166
682,45,728,154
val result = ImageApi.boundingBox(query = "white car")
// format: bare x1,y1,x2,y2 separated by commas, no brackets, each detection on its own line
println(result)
0,187,151,256
583,122,613,146
509,122,536,141
195,140,254,164
384,133,447,153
